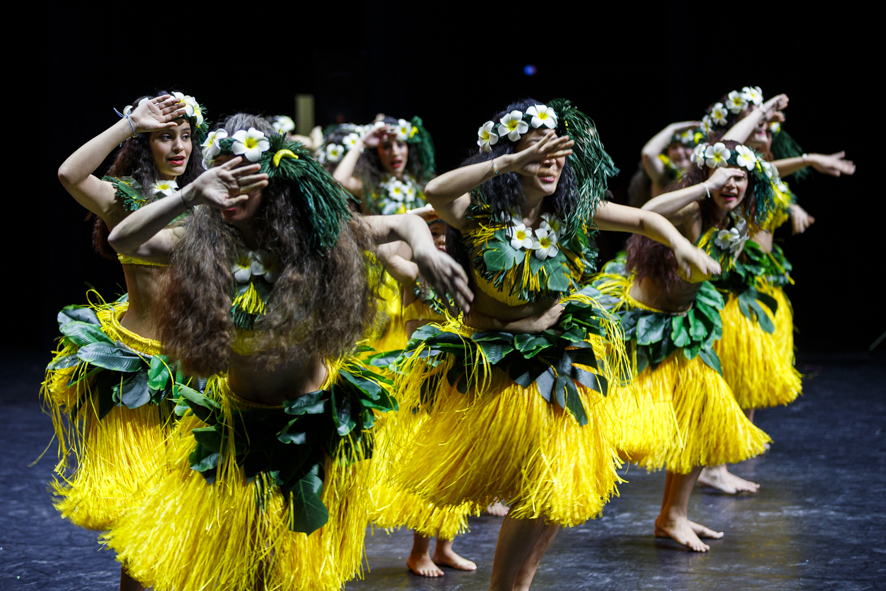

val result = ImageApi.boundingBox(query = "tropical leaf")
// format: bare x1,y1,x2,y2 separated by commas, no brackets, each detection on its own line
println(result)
288,465,329,534
77,342,143,372
61,321,113,348
57,305,100,329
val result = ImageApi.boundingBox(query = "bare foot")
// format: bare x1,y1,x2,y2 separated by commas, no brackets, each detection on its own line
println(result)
654,515,715,552
433,544,477,572
486,500,510,516
698,465,760,494
763,442,771,451
407,552,444,577
687,519,724,539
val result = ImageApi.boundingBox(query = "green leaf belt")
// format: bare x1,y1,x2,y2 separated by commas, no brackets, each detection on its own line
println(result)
178,362,396,535
400,287,613,426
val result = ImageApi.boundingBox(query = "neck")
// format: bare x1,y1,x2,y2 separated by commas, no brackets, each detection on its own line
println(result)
520,194,546,225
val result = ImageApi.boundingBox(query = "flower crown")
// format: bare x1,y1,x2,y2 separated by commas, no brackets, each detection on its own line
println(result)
201,126,353,251
477,104,559,152
124,92,210,144
669,129,697,146
699,86,763,134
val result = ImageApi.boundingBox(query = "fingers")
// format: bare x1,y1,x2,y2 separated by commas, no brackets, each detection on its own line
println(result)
238,179,269,195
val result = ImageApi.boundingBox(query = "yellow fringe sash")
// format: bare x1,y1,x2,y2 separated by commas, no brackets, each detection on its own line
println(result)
715,293,801,410
767,285,796,365
104,372,372,591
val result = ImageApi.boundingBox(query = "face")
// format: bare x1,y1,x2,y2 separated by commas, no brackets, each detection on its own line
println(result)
667,142,693,171
740,106,772,152
377,137,409,177
709,165,749,212
150,120,192,180
515,129,566,199
428,220,446,251
213,155,264,228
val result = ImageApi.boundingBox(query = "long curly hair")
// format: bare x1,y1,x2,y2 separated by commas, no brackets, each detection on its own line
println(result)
445,97,582,279
93,92,204,259
354,116,431,211
626,140,757,290
158,114,381,377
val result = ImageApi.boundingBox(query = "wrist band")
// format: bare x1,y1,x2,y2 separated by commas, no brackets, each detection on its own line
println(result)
802,153,809,162
179,191,191,210
492,158,500,175
113,107,137,138
702,182,711,199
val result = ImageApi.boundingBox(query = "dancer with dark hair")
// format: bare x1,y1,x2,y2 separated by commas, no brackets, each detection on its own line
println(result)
48,92,205,591
389,98,719,589
102,113,471,591
595,137,775,551
628,121,700,207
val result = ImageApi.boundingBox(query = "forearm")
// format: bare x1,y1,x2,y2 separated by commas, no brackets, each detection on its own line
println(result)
332,145,364,195
108,188,191,255
641,183,705,219
722,109,763,143
634,209,689,250
641,126,674,182
774,156,808,177
424,154,517,204
58,118,133,189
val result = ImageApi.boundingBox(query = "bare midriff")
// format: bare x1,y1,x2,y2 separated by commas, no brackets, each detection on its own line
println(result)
118,264,165,341
750,230,773,253
227,352,328,407
629,274,702,314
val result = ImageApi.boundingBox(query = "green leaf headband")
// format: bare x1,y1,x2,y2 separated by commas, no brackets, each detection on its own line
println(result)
690,141,776,231
203,128,352,251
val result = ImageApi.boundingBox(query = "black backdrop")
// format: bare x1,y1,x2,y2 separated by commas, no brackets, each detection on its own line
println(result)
22,1,879,353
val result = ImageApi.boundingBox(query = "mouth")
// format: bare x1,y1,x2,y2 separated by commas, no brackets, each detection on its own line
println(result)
391,160,404,169
169,156,186,166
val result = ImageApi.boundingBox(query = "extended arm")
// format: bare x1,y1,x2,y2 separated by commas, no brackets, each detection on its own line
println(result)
641,168,746,220
774,151,856,178
595,201,721,279
57,95,186,224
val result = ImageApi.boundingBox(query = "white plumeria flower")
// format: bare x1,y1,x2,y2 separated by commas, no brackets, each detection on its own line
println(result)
153,179,179,197
700,116,715,135
526,104,557,129
679,130,694,144
173,92,204,126
202,129,228,158
777,180,789,193
404,183,417,203
394,119,413,142
714,227,744,253
508,223,534,250
710,103,729,126
533,228,559,260
249,250,279,283
691,143,708,168
232,253,253,283
123,98,150,117
726,90,748,115
477,121,499,152
742,86,763,106
734,145,758,171
769,121,781,134
325,143,345,163
388,180,407,202
760,160,776,179
540,212,562,235
704,142,731,168
273,115,295,134
498,110,529,142
342,133,361,151
231,128,271,162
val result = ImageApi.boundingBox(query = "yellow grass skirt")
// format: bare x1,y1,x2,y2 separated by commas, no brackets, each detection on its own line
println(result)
769,285,796,364
715,292,801,409
104,373,372,591
633,353,771,474
42,299,172,531
388,308,625,527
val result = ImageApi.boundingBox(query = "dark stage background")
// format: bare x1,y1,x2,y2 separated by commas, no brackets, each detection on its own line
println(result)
22,2,879,355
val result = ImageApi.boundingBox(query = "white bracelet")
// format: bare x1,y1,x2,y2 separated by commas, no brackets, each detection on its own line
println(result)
802,153,809,162
492,158,500,175
702,182,711,199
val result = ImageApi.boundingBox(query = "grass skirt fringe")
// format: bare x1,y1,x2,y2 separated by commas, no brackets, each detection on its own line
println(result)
389,321,622,527
634,354,771,474
42,298,172,531
768,285,796,365
368,413,473,539
104,374,371,591
715,293,801,409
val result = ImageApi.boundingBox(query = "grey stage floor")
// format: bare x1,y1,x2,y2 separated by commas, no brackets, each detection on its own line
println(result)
1,351,884,590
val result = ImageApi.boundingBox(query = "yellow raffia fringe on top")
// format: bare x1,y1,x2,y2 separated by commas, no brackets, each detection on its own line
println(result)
41,295,173,531
591,269,681,464
232,281,267,316
765,284,796,364
104,368,373,591
715,292,801,410
385,292,628,527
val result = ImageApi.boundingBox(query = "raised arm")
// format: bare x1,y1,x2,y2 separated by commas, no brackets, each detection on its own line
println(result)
108,158,267,262
595,201,721,279
774,151,856,178
641,121,700,185
332,125,391,197
641,167,746,220
723,94,789,143
423,131,574,231
57,95,186,224
361,213,472,313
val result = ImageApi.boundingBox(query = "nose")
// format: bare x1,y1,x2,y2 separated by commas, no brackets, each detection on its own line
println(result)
172,136,185,152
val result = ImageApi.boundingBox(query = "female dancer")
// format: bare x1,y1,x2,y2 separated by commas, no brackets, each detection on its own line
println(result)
628,121,700,207
390,98,719,589
333,115,434,214
596,138,775,551
49,92,204,591
102,113,470,591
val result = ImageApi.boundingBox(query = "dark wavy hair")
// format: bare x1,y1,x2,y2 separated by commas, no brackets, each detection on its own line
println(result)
444,97,582,278
157,114,381,377
354,116,431,211
626,140,757,290
93,92,204,259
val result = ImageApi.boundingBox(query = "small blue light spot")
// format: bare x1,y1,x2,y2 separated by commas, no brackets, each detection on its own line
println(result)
524,65,537,76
